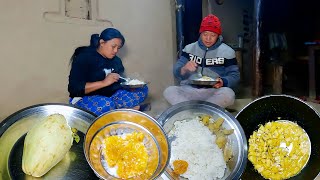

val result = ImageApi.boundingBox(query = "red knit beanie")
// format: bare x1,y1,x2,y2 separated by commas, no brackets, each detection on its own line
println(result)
199,14,222,35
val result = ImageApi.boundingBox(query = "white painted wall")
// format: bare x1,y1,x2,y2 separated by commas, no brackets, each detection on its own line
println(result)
0,0,176,120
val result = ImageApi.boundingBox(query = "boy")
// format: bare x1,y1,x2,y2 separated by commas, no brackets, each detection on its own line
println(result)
163,14,240,108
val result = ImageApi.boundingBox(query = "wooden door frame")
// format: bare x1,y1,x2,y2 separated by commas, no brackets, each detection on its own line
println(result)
252,0,263,97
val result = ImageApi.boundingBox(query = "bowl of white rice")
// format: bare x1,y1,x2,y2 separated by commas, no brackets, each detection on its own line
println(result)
158,100,247,180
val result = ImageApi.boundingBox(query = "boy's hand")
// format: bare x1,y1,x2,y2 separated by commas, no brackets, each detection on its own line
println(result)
213,78,223,88
181,61,198,75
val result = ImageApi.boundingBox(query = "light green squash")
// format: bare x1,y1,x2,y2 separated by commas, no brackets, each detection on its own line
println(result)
22,114,73,177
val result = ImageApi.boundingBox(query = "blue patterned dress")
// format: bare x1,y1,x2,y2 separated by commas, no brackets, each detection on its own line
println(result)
69,86,148,116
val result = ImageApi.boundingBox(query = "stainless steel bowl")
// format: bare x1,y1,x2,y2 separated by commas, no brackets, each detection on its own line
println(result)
236,95,320,179
190,79,218,86
157,100,247,180
0,103,97,180
120,82,149,89
84,109,170,180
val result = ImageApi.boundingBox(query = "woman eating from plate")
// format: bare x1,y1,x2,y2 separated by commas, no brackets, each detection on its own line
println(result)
68,28,148,115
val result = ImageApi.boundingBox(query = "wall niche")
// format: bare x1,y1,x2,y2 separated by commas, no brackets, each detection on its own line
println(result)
65,0,90,20
44,0,112,26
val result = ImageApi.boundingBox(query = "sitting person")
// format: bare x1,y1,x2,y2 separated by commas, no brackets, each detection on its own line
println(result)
163,14,240,108
68,28,148,115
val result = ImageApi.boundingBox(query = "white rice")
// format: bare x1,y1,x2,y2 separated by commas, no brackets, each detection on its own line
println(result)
169,118,226,180
197,76,215,81
126,79,145,85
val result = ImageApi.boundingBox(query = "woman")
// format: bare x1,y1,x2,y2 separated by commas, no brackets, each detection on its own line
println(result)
68,28,148,115
163,14,240,108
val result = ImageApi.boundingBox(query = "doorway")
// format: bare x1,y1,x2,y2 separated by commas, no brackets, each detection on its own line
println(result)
183,0,203,46
176,0,202,58
258,0,320,98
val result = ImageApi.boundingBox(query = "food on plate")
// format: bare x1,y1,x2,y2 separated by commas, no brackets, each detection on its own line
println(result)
125,79,145,85
173,160,189,175
248,121,311,180
207,117,224,133
200,114,210,126
216,136,227,149
71,127,80,143
223,148,233,162
200,115,234,161
168,115,230,180
103,131,149,179
196,76,215,81
222,129,234,135
24,151,76,179
22,114,73,177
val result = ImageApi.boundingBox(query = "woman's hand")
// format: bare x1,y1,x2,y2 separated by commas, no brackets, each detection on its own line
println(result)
213,77,223,88
84,73,120,94
104,73,120,86
181,61,198,75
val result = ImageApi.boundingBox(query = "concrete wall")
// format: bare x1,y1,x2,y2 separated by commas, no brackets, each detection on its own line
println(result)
0,0,176,120
203,0,253,44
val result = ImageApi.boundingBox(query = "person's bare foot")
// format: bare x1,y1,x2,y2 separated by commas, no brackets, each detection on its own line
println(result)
130,104,151,111
132,105,140,110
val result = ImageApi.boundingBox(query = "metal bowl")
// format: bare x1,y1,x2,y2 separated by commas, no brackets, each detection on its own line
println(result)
189,75,218,86
190,79,218,86
120,82,149,89
189,72,219,86
157,100,247,180
0,103,97,180
236,95,320,180
84,109,170,180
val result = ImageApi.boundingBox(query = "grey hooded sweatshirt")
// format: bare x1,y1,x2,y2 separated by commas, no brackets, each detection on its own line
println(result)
173,36,240,89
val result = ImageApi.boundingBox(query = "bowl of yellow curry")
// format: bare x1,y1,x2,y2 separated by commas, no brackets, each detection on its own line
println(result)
83,109,170,180
236,94,320,180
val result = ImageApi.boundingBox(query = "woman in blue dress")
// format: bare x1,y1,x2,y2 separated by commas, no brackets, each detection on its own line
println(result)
68,28,148,116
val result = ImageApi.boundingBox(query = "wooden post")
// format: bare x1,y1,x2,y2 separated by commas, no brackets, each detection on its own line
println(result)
272,64,283,94
252,0,263,97
235,49,243,81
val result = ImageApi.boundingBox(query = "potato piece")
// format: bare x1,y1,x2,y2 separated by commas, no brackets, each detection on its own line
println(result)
212,117,224,130
223,146,233,162
208,122,220,133
200,115,211,126
215,131,224,137
215,135,227,149
223,129,234,135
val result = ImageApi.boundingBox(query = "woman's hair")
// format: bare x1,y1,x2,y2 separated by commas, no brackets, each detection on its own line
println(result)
70,28,125,64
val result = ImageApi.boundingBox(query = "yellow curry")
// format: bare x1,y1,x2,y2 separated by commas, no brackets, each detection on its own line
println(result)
248,121,311,180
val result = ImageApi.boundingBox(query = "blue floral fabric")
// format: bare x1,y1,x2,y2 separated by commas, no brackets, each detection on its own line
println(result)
70,86,148,116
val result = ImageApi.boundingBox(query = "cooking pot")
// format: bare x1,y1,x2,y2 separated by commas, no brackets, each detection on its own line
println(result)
236,95,320,179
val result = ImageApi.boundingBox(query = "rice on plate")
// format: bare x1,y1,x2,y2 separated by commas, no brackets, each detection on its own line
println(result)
168,115,232,180
126,79,145,85
196,76,215,81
